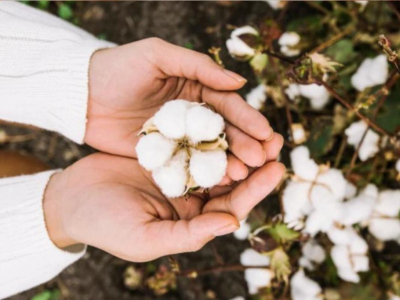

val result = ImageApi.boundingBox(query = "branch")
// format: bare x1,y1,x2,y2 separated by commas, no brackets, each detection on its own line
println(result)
316,80,392,137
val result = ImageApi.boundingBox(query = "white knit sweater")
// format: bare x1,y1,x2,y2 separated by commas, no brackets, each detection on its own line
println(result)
0,2,114,299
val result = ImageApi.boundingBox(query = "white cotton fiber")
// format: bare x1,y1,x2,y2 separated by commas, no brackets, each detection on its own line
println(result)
153,99,192,139
186,105,225,144
136,132,176,171
189,149,227,188
152,151,188,198
290,269,322,300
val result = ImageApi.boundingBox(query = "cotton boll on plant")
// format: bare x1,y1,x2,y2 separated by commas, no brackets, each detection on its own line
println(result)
285,83,330,110
345,120,380,161
291,123,307,145
299,240,326,271
226,26,259,59
351,54,388,91
290,269,323,300
368,189,400,243
234,219,252,240
240,249,273,295
245,84,267,110
136,100,229,198
279,32,301,57
136,133,175,171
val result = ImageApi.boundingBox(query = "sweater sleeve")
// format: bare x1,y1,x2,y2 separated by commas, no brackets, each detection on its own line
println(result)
0,171,86,300
0,2,116,144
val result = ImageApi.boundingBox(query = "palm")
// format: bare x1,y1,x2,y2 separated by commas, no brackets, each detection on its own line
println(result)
59,153,284,262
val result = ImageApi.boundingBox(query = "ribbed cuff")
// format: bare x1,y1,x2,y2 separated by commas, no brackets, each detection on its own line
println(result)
0,171,86,299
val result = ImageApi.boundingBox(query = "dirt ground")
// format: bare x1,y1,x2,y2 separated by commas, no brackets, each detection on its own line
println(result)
4,2,285,300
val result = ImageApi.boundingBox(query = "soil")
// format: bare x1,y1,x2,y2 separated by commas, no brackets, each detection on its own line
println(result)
3,2,287,300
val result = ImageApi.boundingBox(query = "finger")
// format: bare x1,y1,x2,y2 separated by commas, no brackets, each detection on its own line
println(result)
145,38,246,90
226,124,266,167
144,212,239,258
261,133,284,163
219,175,233,186
226,153,248,181
202,88,273,141
203,162,286,220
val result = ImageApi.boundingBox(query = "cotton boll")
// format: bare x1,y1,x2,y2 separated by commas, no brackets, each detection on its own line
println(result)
304,201,342,236
345,120,380,161
136,133,176,171
374,190,400,217
240,248,270,266
153,100,192,139
246,84,267,110
226,26,259,58
264,0,283,10
283,181,314,226
234,219,251,240
345,182,357,199
316,169,347,200
245,268,274,295
340,184,377,226
189,149,227,188
285,84,301,100
331,245,360,283
279,32,301,57
298,84,330,110
290,146,319,181
152,151,188,198
291,123,307,145
299,240,326,271
186,105,225,144
229,297,245,300
290,269,322,300
369,218,400,242
351,55,388,91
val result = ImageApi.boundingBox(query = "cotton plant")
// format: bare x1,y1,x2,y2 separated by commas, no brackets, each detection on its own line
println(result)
285,83,331,110
328,226,370,283
245,84,267,110
345,120,380,161
351,54,389,91
279,32,301,57
240,248,274,295
136,100,228,198
290,269,323,300
299,240,326,271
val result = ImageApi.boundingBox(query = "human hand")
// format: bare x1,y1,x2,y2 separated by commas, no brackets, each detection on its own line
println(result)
86,38,277,183
43,149,284,261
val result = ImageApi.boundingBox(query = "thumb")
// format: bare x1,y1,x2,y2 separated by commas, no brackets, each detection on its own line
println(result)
145,212,239,258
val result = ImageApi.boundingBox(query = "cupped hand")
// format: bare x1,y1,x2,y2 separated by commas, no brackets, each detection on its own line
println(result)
86,38,275,182
44,144,284,262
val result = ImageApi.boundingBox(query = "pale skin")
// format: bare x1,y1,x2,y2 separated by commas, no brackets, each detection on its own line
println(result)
44,38,285,261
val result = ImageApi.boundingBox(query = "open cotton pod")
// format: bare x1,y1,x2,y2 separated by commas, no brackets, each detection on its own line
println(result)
136,100,229,198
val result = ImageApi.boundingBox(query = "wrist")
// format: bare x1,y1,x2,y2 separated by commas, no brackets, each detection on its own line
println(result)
44,172,78,249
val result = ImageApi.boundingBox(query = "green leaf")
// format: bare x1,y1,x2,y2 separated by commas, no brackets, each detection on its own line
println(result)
305,117,334,157
37,1,49,10
326,39,357,64
31,290,59,300
267,223,299,244
184,42,194,50
250,53,268,73
375,86,400,133
58,3,74,20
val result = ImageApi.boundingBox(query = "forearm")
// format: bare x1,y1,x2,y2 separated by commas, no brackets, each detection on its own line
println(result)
0,172,85,299
0,2,115,144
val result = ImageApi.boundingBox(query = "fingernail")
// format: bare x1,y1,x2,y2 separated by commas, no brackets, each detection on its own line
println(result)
265,129,274,142
222,69,247,82
214,224,239,236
